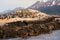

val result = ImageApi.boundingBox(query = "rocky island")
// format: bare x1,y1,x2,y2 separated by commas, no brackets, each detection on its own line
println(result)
0,9,60,38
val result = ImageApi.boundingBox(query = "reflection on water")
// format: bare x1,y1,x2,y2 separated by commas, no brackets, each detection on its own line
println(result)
1,30,60,40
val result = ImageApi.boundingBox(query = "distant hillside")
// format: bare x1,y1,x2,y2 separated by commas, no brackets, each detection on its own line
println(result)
28,0,60,14
37,5,60,14
0,7,24,15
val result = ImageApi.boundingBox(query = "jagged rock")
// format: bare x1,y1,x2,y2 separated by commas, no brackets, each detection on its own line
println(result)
0,9,60,38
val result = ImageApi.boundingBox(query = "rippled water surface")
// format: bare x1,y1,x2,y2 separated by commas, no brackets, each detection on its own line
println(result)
1,30,60,40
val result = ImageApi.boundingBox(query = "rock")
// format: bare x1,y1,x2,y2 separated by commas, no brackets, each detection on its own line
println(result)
0,9,60,38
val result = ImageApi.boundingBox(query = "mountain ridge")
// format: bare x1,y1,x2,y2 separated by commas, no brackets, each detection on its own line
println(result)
28,0,60,14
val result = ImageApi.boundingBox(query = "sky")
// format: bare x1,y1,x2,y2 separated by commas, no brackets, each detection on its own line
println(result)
0,0,48,12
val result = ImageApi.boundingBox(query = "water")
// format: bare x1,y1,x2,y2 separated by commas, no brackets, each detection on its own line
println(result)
27,30,60,40
1,30,60,40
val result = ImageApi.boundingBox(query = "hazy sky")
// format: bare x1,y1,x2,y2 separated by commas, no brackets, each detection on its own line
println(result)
0,0,48,12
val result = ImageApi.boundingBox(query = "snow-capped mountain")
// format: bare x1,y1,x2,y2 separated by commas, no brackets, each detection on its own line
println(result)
49,0,60,5
28,0,60,14
28,0,60,8
28,1,45,9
